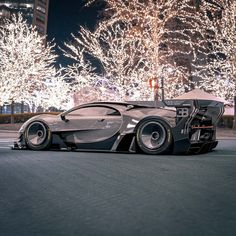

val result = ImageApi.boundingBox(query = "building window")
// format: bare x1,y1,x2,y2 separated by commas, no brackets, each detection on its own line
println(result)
38,0,47,5
36,25,45,34
36,5,46,14
36,13,45,23
36,17,44,24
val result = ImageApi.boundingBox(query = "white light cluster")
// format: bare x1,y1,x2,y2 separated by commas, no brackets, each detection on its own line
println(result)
64,0,185,100
0,13,71,111
196,0,236,101
63,0,235,101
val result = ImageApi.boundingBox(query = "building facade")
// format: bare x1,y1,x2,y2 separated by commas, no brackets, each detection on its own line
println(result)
0,0,49,36
0,0,34,23
32,0,49,36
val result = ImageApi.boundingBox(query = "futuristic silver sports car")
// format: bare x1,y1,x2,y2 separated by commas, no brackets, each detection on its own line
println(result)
13,100,224,154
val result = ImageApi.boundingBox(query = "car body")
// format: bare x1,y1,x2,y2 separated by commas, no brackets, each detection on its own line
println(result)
13,100,224,154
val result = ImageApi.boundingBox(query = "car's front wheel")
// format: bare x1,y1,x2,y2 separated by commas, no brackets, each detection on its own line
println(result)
24,121,51,150
136,119,173,155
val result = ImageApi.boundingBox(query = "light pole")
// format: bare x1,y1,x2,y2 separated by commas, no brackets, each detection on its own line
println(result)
148,78,159,101
148,67,174,102
160,66,174,101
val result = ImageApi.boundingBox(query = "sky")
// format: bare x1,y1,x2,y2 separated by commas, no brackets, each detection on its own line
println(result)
47,0,104,65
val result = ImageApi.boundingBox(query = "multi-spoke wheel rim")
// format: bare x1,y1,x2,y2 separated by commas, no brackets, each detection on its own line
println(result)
26,122,47,146
139,121,167,150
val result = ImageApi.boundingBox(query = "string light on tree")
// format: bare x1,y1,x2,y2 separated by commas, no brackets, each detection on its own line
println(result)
0,13,70,111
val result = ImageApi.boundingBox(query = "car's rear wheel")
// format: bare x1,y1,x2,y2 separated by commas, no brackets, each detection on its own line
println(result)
24,121,51,150
136,119,173,154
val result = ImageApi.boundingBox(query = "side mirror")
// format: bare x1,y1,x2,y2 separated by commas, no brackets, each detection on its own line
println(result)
61,114,69,122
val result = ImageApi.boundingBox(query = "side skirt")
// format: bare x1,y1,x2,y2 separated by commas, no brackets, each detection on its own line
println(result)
51,132,119,151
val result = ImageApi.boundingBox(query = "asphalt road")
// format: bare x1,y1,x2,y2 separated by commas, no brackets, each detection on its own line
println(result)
0,132,236,236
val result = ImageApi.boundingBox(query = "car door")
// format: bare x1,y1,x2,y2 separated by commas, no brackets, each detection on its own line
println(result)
92,107,122,141
64,106,122,143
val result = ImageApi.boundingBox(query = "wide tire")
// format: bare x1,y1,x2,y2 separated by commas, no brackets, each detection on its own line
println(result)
136,119,173,155
24,121,51,150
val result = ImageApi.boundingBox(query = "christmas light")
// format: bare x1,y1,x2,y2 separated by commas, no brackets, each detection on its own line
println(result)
64,0,235,101
0,13,70,111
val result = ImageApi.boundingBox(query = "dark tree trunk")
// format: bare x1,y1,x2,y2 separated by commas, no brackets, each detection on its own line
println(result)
234,95,236,130
21,101,24,113
154,88,159,101
10,101,14,124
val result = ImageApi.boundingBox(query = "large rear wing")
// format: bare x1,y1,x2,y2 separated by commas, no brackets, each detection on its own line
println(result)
163,99,224,126
128,99,224,126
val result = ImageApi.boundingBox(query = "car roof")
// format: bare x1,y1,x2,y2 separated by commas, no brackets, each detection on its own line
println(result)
61,101,157,116
87,101,157,108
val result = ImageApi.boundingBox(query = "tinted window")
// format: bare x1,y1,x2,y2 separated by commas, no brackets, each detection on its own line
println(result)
68,106,120,116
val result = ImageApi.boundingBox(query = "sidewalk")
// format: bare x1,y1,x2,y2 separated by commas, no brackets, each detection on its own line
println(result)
0,123,22,132
216,128,236,139
0,123,236,139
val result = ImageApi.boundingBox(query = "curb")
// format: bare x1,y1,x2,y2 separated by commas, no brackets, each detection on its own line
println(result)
0,130,18,133
217,137,236,140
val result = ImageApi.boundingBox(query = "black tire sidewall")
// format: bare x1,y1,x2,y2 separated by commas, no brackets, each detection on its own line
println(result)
136,118,173,155
25,121,51,150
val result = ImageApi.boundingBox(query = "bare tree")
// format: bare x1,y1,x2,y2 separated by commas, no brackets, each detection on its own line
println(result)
64,0,186,100
193,0,235,127
0,14,68,111
64,0,235,102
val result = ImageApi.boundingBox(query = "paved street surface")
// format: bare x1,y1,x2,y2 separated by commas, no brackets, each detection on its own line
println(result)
0,131,17,150
0,131,236,236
